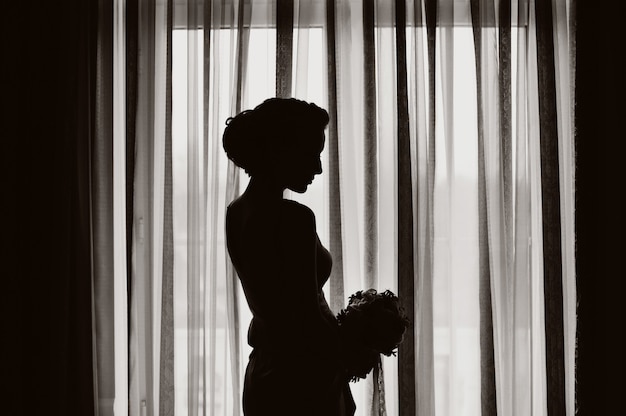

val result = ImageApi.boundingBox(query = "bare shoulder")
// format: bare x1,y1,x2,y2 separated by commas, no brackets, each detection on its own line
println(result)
279,200,316,228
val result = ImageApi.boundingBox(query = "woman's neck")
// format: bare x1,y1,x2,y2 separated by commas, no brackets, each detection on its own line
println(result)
243,176,285,204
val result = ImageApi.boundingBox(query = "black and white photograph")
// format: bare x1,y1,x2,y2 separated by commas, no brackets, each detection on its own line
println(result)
4,0,625,415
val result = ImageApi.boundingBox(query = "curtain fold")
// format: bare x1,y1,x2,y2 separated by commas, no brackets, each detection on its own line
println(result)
525,4,550,413
276,0,294,97
470,2,502,415
395,2,416,416
405,2,436,416
127,0,173,415
161,0,176,414
416,1,437,415
325,0,346,315
185,1,205,415
362,0,378,292
551,1,577,413
128,0,156,413
512,4,533,413
534,0,567,413
364,0,379,413
93,0,116,415
114,0,131,414
126,0,139,334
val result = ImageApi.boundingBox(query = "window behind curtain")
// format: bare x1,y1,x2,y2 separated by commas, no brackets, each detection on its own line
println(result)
172,20,528,415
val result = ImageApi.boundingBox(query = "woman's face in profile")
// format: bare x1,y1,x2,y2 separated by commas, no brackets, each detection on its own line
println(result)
275,130,325,194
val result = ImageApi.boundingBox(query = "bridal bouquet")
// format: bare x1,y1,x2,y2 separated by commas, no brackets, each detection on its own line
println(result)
336,289,409,382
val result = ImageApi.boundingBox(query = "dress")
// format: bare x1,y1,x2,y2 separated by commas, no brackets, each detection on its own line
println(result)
226,200,355,416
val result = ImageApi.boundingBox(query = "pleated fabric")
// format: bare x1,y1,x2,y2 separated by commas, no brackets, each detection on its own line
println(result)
116,2,578,416
126,0,175,415
469,1,575,415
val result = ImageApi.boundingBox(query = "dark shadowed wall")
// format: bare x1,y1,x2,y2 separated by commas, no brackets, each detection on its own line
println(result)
4,1,99,415
575,1,626,414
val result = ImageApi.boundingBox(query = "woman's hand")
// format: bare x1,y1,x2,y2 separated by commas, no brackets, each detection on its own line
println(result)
338,331,379,381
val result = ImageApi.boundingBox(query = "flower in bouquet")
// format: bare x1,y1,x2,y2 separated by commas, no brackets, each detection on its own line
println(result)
336,289,410,381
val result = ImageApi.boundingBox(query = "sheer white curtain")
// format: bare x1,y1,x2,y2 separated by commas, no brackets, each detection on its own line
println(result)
118,1,577,416
127,0,172,415
171,2,251,415
466,1,576,416
470,1,544,414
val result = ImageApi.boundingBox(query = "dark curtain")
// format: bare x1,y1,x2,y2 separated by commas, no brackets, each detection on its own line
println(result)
575,1,626,414
4,0,104,415
535,0,566,413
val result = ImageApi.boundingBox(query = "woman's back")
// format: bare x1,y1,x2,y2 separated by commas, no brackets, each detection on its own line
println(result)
226,197,285,321
226,196,333,350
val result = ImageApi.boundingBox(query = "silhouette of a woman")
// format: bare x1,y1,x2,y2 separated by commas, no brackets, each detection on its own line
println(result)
224,98,355,415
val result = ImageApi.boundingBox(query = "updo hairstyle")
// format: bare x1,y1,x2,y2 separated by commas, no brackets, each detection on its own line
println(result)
222,98,329,176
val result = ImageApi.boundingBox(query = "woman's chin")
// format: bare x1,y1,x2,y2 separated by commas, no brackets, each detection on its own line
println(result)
288,183,310,193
